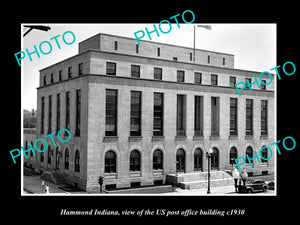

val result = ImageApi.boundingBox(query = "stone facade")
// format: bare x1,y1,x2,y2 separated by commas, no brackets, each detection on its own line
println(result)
23,33,275,193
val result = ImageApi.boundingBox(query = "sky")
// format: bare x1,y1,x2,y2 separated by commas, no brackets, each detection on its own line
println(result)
22,23,276,110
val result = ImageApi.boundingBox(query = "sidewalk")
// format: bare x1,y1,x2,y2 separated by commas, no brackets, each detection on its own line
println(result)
23,174,275,195
23,175,85,195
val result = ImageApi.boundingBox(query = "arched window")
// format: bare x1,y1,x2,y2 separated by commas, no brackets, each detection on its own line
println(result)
130,150,141,172
65,148,69,169
245,146,253,164
194,148,203,171
153,149,163,170
176,148,185,172
211,147,219,170
229,147,238,165
105,150,116,173
75,150,80,172
260,147,268,163
47,146,51,164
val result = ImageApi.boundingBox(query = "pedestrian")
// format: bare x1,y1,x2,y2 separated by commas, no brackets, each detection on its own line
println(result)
232,167,240,192
45,185,50,194
240,169,248,192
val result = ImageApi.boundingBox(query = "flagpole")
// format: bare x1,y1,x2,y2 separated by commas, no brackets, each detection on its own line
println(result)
193,25,212,63
193,25,196,62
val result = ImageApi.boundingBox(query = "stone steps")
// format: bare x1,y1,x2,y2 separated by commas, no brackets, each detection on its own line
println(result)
166,170,234,190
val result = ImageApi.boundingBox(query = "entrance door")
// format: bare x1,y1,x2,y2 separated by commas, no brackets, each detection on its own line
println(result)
211,147,219,170
176,149,185,173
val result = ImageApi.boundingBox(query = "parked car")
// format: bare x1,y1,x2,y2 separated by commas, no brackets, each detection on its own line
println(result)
244,179,268,193
266,181,274,190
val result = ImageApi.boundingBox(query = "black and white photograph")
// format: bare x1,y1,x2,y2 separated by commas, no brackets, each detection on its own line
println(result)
3,5,298,224
21,23,276,196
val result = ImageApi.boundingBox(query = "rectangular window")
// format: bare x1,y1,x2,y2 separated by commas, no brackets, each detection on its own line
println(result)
223,57,226,66
131,65,140,78
41,97,45,134
261,100,268,135
65,92,70,131
106,62,116,75
246,99,253,135
211,74,218,86
114,41,118,50
230,76,236,87
208,55,210,64
190,52,193,61
211,97,220,136
130,91,142,136
176,94,186,136
153,93,164,136
48,95,52,133
50,73,54,84
245,78,251,89
154,67,162,80
157,47,160,56
177,70,185,82
68,67,72,78
43,76,46,86
261,80,266,90
194,96,203,136
78,63,83,75
59,70,62,81
230,98,238,135
136,44,139,54
195,72,202,84
75,89,81,136
56,94,60,133
105,89,118,136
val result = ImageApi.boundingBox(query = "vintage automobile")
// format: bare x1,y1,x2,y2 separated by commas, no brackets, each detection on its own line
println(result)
245,179,268,193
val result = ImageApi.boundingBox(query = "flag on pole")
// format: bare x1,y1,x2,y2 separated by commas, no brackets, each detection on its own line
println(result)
197,25,212,30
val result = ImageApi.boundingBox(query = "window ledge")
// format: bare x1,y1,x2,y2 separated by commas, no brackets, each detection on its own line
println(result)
260,135,269,140
104,173,117,179
245,135,254,140
175,135,186,141
103,136,118,142
210,135,220,140
152,136,165,141
193,135,204,140
128,136,143,142
129,171,141,177
229,135,238,140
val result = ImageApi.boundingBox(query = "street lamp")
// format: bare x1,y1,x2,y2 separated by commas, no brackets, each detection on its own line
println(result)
206,148,213,194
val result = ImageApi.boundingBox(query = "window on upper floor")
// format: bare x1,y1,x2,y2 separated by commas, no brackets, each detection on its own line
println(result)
131,65,140,78
78,63,83,75
136,44,139,54
230,76,236,87
106,62,116,75
154,67,162,80
68,67,72,78
211,74,218,86
177,70,185,82
195,72,202,84
114,41,118,51
59,70,62,81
